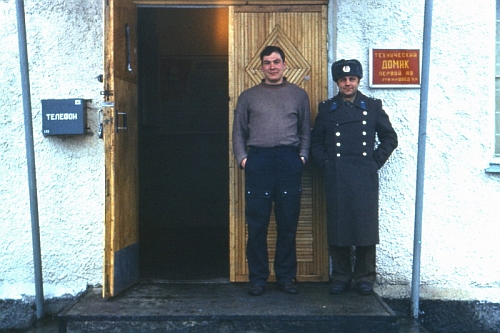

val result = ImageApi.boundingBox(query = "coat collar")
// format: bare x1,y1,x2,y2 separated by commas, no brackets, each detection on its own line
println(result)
329,91,368,112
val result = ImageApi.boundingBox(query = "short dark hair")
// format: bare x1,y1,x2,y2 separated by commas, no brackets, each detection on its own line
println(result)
260,46,286,63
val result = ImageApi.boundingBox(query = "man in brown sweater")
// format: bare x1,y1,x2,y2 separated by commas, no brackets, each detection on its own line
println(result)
232,46,311,296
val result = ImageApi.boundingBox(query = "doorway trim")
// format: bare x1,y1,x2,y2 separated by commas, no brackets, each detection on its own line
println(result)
105,0,330,297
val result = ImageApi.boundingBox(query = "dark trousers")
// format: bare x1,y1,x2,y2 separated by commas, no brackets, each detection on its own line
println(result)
329,245,376,284
244,146,303,286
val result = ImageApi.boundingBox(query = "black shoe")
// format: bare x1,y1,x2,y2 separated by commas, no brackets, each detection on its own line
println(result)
356,281,374,295
329,280,350,294
277,282,299,295
248,284,265,296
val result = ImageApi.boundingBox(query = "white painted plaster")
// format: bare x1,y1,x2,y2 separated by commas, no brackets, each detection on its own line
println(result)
0,0,499,302
0,0,104,299
333,0,500,300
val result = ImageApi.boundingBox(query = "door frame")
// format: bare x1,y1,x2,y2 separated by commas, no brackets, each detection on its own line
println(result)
105,0,329,297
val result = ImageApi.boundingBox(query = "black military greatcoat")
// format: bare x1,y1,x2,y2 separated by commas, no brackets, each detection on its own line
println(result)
311,91,398,247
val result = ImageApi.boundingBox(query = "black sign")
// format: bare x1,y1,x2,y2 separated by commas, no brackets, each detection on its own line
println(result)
42,99,85,135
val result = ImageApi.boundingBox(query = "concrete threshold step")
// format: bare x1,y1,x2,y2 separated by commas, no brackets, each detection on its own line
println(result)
59,281,399,333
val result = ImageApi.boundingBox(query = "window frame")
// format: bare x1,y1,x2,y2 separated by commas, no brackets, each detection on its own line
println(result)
488,1,500,172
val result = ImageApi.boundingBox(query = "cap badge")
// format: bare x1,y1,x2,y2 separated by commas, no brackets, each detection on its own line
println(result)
343,65,351,73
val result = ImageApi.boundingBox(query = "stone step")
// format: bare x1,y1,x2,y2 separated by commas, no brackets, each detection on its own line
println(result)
59,281,401,333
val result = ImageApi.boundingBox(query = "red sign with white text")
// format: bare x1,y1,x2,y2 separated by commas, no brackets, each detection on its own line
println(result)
370,49,420,87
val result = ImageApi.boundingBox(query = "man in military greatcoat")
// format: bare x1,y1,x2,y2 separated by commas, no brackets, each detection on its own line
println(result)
310,59,398,295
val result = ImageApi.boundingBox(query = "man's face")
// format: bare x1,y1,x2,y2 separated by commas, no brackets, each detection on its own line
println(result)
337,76,360,99
261,52,286,85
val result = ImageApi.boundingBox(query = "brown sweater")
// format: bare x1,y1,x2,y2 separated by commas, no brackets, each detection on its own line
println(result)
232,79,311,166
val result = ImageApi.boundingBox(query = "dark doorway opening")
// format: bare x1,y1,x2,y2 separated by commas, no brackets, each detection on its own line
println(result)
137,7,229,281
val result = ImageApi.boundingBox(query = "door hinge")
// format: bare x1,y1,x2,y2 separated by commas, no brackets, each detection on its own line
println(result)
100,90,114,97
101,102,114,108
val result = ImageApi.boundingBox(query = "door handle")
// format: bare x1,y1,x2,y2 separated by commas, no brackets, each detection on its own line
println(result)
115,109,127,132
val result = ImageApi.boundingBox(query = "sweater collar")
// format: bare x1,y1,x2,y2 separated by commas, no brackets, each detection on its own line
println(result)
260,77,289,87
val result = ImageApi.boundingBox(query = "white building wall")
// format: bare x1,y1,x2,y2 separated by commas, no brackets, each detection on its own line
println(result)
0,0,498,302
0,0,104,299
333,0,500,301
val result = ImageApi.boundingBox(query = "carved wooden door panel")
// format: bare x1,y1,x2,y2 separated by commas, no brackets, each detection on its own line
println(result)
229,5,329,282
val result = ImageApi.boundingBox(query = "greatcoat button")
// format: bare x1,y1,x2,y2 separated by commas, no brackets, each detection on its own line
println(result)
362,131,367,135
336,132,340,136
337,153,341,157
363,152,367,156
363,111,368,115
336,143,341,146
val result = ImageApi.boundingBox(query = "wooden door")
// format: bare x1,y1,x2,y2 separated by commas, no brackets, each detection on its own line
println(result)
103,0,139,297
229,5,329,282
